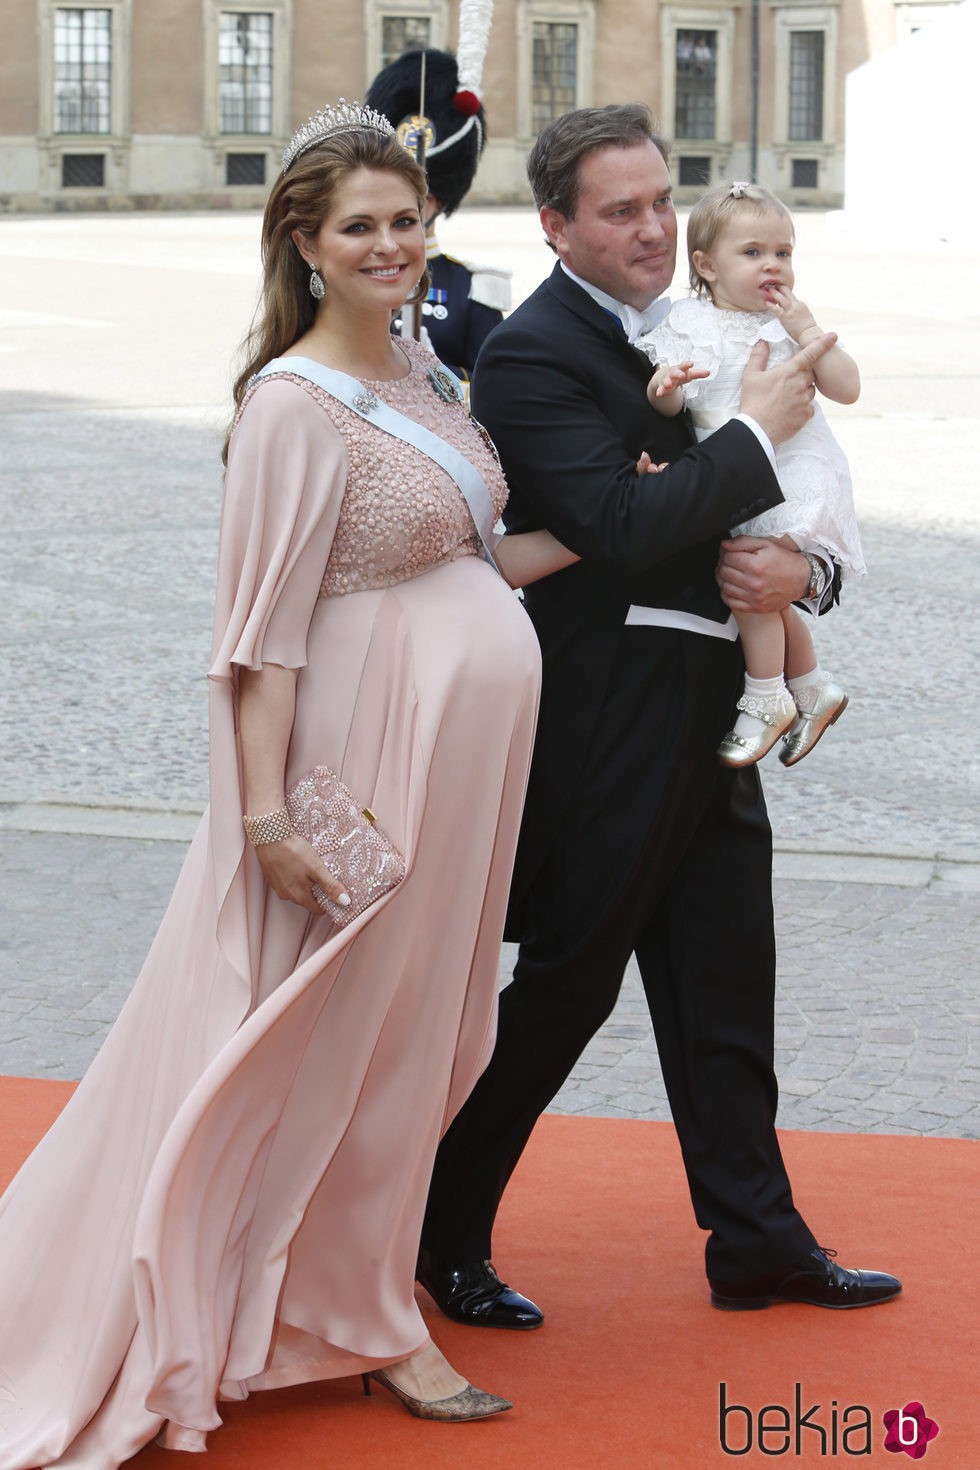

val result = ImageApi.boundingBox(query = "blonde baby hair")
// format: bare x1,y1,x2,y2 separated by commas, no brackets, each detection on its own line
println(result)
687,181,795,298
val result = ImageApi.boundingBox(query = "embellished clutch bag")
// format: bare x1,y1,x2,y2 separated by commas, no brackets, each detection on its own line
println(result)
284,765,405,928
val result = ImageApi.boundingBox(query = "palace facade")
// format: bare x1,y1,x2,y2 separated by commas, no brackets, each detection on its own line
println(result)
0,0,962,212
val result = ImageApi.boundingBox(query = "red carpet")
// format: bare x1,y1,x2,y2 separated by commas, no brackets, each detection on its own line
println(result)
2,1077,976,1467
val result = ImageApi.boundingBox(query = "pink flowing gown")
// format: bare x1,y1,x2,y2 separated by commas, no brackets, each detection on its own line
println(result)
0,337,541,1469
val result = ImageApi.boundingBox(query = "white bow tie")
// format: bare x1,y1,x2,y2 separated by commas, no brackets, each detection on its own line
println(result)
621,298,672,344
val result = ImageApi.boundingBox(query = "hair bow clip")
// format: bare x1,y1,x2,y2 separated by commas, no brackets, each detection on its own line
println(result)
730,181,751,199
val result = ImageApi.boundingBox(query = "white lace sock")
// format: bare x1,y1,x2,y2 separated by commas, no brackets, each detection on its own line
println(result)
787,665,827,712
733,673,790,739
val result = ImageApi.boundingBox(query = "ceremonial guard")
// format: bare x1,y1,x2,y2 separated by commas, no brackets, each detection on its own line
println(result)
366,43,510,382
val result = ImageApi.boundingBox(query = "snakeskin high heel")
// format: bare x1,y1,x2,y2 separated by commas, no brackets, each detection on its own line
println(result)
361,1369,512,1421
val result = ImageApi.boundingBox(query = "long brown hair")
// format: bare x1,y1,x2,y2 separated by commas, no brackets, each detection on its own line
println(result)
224,127,429,460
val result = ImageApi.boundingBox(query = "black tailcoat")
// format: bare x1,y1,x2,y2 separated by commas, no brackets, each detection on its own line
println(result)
475,266,778,934
423,264,817,1280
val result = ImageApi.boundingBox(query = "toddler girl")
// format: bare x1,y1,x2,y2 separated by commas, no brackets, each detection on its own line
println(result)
637,181,866,767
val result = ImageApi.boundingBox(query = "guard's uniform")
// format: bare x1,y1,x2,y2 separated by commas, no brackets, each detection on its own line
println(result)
397,249,511,381
366,48,511,383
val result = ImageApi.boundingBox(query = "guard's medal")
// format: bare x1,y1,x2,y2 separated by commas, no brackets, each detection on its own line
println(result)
396,114,435,154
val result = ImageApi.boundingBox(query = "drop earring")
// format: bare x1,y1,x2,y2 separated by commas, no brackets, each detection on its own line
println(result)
309,264,325,300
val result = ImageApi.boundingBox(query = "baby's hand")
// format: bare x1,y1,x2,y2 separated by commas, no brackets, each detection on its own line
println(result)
636,452,669,475
762,285,820,343
648,359,710,399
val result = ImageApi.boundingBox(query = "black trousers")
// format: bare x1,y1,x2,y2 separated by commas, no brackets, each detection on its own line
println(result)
421,627,817,1281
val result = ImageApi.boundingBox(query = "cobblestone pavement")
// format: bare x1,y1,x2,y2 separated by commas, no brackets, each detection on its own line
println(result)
1,209,978,1142
1,827,977,1140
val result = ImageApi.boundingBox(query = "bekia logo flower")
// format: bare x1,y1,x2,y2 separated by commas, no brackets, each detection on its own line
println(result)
718,1384,943,1458
883,1402,940,1459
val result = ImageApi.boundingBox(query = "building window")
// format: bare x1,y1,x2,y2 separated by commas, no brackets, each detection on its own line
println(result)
675,29,717,139
788,31,824,141
532,22,578,132
54,8,112,134
226,152,267,185
772,7,836,156
219,11,272,134
381,15,431,67
678,155,712,187
791,158,819,188
61,152,106,186
660,8,735,167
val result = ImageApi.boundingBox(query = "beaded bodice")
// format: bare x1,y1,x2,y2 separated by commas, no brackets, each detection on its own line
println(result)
250,339,507,596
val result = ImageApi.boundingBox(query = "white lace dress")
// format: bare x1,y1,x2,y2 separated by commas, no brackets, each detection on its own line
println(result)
637,298,866,577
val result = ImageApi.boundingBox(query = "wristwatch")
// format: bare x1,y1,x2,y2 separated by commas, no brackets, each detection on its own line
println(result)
801,551,827,602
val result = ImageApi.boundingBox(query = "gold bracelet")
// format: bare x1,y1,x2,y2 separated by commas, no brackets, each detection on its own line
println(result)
243,807,293,846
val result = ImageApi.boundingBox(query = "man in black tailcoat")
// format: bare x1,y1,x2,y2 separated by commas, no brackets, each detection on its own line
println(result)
418,105,900,1322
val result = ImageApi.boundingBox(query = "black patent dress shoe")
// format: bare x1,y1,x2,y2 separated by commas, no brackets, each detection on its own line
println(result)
416,1250,544,1329
709,1247,902,1311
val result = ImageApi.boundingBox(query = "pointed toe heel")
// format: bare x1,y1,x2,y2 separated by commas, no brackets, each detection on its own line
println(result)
362,1369,513,1421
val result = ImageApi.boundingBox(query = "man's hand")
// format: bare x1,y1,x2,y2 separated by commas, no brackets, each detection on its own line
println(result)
738,333,837,445
716,537,809,614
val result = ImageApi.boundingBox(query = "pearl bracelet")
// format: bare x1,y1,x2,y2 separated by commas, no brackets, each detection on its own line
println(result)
243,807,293,846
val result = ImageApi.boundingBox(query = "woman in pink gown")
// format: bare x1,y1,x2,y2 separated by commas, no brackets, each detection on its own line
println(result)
0,107,544,1466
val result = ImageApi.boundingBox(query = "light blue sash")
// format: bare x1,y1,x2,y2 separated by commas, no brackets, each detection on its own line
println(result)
256,355,499,571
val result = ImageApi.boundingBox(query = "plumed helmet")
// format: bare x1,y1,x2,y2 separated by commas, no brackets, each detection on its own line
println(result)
365,48,487,217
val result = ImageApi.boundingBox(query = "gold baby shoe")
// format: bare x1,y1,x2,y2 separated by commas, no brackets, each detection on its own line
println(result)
779,679,849,766
718,688,797,768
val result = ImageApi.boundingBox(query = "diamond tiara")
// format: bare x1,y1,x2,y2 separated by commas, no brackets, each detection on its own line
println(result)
281,99,396,174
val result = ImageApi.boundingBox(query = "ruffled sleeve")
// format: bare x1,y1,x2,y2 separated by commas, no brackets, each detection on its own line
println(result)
637,298,793,407
209,376,349,684
635,300,718,409
636,309,699,369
